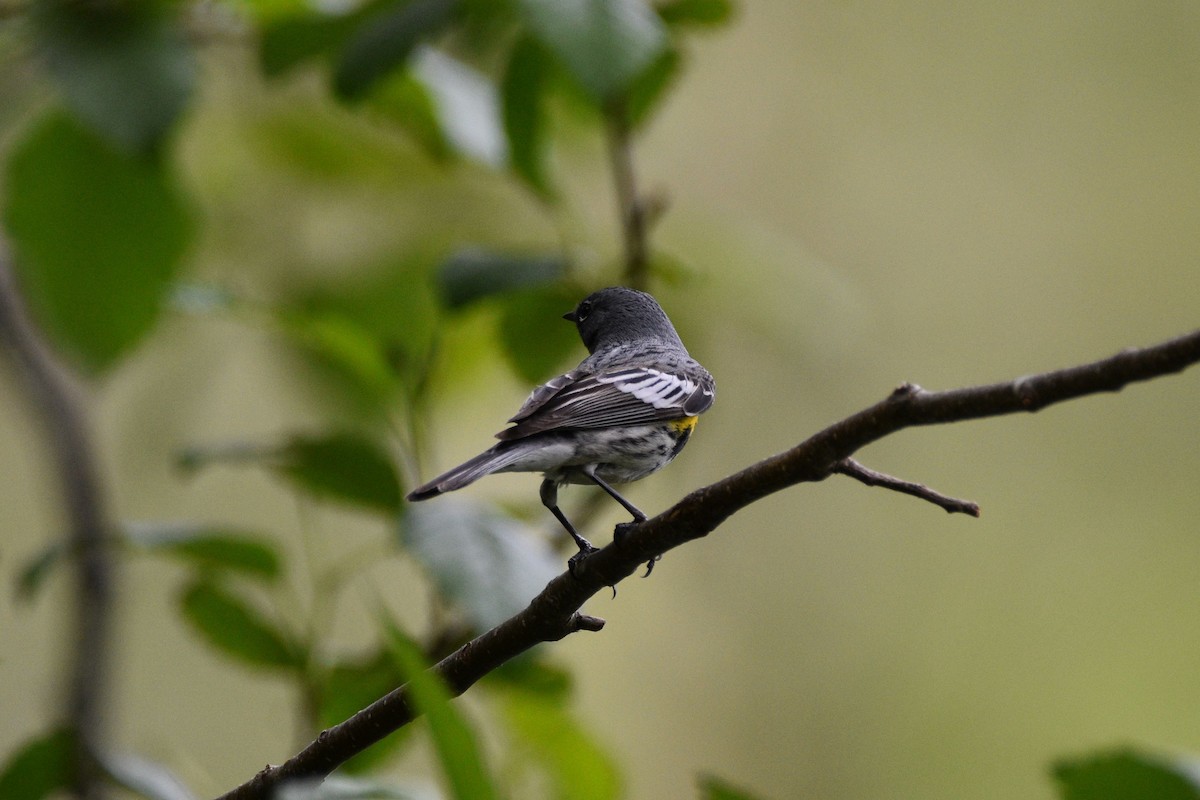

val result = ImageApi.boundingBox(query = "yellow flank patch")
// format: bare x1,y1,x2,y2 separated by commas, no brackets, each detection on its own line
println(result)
669,416,699,434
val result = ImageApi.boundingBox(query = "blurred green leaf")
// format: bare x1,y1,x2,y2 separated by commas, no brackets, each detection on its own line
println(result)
278,310,402,411
277,432,403,513
4,112,193,373
436,247,567,309
179,580,302,670
99,752,196,800
488,656,573,702
0,728,73,800
500,690,621,800
125,523,282,582
502,36,554,195
318,651,411,773
401,498,562,631
1052,749,1200,800
32,0,195,154
625,46,681,128
365,71,455,162
497,286,581,383
14,541,66,603
334,0,461,100
697,774,765,800
260,7,373,77
658,0,734,28
385,626,498,800
411,47,506,168
518,0,667,102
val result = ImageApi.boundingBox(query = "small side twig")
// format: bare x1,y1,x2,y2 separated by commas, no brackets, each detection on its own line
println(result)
605,100,650,289
0,238,113,800
833,457,981,517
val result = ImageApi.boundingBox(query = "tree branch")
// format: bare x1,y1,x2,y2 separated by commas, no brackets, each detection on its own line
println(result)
833,457,981,516
605,101,650,290
215,328,1200,800
0,239,114,800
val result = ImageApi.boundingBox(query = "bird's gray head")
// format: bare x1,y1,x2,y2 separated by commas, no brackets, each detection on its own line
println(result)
563,287,685,354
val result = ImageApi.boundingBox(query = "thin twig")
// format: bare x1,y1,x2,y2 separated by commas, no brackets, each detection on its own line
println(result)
214,328,1200,800
833,457,981,516
0,239,113,800
605,100,649,289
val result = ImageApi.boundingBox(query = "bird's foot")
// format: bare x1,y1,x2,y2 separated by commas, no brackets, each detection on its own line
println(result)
567,541,600,579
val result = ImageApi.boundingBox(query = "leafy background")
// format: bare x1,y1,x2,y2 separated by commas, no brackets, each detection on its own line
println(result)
2,1,1200,799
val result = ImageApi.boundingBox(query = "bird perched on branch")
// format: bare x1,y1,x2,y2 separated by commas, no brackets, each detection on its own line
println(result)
407,286,715,570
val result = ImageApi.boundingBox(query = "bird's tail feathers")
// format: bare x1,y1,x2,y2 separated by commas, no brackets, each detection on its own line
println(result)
406,443,526,501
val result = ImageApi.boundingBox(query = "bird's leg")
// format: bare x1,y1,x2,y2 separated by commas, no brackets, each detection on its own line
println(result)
581,468,661,576
540,479,597,571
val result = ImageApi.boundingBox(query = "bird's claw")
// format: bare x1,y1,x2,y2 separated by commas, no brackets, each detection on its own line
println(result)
567,542,600,578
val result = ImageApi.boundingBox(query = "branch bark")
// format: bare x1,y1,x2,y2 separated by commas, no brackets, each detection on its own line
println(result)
216,327,1200,800
0,240,113,800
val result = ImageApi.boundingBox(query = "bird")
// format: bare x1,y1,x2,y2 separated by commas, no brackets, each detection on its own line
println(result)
406,286,715,569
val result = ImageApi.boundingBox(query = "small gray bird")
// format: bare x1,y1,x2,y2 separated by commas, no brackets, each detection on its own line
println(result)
407,287,715,566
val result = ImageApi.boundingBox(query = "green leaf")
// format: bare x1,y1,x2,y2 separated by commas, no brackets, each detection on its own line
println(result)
1052,749,1200,800
33,0,195,154
317,652,411,773
334,0,460,100
14,541,67,603
259,9,369,77
698,774,765,800
517,0,668,102
401,498,562,631
99,752,196,800
179,580,302,670
276,432,403,513
436,247,567,309
278,310,402,411
501,691,621,800
125,523,282,582
658,0,735,28
625,46,682,128
497,286,582,384
502,36,554,195
385,626,498,800
0,728,74,800
365,71,455,162
488,656,573,702
4,112,194,373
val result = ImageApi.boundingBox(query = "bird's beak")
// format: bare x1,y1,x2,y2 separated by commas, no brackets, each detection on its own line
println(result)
562,310,577,322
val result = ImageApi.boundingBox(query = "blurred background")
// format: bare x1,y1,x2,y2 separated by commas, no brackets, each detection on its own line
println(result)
2,2,1199,799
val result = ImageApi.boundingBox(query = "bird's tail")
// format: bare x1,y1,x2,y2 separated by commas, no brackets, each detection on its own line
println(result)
406,442,527,501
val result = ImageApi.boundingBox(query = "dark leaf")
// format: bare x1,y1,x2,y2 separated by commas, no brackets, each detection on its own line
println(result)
277,310,402,412
502,36,554,195
179,580,302,670
517,0,667,102
401,498,562,631
488,656,573,701
125,523,282,581
15,541,66,603
497,286,582,383
99,752,196,800
0,728,74,800
317,651,411,773
276,432,403,513
334,0,461,100
658,0,735,28
364,71,455,162
385,626,498,800
500,690,621,800
4,112,194,373
436,247,566,309
625,46,682,128
33,0,195,154
260,9,370,77
1052,749,1200,800
276,775,430,800
698,774,766,800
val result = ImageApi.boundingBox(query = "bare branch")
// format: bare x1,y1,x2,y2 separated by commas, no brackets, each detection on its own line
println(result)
0,239,114,800
215,327,1200,800
833,457,981,516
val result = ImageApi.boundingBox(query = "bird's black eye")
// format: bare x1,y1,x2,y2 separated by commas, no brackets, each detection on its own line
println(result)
575,300,592,322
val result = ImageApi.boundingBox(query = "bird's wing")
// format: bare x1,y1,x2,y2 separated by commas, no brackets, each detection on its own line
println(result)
496,366,714,440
